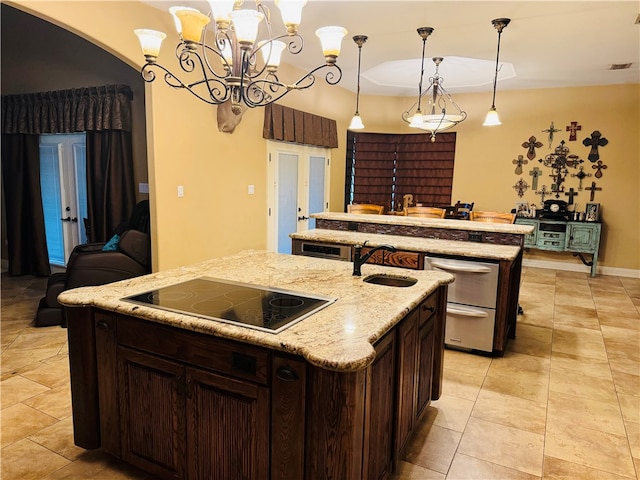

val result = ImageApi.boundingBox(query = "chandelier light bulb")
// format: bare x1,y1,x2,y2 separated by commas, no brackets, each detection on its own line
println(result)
316,26,348,64
207,1,236,29
134,29,167,60
169,6,199,34
260,40,287,70
275,0,307,34
229,10,265,47
174,9,210,44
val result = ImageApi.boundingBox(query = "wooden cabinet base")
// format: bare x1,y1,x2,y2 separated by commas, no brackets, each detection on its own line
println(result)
65,288,445,480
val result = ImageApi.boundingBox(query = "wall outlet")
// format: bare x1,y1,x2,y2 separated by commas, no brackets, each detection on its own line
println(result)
248,184,255,195
177,185,184,198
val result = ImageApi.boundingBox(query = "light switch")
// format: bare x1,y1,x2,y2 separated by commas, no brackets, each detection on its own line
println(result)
248,184,255,195
177,185,184,197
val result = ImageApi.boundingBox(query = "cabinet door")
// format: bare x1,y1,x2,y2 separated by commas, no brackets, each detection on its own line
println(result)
186,367,270,480
415,312,436,420
363,331,395,480
566,222,600,252
94,312,120,457
117,346,186,480
516,218,538,248
394,307,419,457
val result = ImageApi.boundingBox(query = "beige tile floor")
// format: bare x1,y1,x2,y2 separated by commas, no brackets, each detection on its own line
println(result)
1,267,639,479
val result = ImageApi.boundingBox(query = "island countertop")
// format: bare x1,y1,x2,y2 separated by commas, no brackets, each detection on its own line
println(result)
58,250,453,371
311,212,534,235
291,229,521,261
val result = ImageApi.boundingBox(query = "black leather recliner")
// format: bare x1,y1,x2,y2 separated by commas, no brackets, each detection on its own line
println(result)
34,200,151,327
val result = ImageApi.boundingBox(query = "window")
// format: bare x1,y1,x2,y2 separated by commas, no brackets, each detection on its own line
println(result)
345,131,456,212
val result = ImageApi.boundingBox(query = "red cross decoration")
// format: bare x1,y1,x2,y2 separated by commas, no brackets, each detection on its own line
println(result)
566,121,582,141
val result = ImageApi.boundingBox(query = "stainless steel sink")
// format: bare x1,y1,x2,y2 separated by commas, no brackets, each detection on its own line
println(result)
363,274,417,287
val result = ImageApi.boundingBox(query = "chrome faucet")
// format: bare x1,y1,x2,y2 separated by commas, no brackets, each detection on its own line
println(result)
353,241,397,276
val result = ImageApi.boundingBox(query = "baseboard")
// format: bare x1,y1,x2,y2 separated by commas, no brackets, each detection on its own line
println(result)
522,258,640,278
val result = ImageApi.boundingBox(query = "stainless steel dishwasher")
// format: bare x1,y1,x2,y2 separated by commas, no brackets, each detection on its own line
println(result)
425,255,500,353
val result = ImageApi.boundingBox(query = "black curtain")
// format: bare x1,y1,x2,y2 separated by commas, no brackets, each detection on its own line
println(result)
1,134,51,276
1,84,135,275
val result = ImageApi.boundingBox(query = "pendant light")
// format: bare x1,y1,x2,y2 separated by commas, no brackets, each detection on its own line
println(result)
349,35,368,130
483,18,511,126
401,27,466,142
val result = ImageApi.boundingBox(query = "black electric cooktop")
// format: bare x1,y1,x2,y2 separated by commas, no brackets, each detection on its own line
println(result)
122,277,336,334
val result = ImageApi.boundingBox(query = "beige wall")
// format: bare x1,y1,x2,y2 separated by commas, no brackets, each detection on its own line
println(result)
9,1,639,274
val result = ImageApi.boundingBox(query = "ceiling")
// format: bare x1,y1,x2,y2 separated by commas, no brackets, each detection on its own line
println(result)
143,0,640,97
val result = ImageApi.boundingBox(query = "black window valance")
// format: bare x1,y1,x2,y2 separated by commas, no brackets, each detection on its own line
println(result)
263,103,338,148
2,84,133,134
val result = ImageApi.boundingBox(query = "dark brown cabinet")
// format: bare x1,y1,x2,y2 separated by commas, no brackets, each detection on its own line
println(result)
74,287,445,480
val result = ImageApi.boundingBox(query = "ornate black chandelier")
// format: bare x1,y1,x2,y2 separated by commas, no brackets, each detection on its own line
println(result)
135,1,347,115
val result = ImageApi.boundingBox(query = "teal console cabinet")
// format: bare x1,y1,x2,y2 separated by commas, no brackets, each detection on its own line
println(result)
515,218,602,276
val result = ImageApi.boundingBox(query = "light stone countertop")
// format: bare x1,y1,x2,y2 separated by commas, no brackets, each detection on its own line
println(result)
312,212,534,235
58,250,453,372
291,229,522,261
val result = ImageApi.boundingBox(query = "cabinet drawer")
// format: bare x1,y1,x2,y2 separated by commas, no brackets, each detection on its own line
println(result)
117,316,270,385
361,247,423,270
419,291,438,326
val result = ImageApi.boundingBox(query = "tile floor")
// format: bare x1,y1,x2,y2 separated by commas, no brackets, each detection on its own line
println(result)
1,267,639,479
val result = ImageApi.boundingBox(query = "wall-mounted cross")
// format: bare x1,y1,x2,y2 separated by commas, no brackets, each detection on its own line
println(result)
535,185,550,203
585,181,602,201
570,166,591,190
529,166,543,190
582,130,608,162
512,155,528,175
565,121,582,141
513,178,529,198
564,187,578,205
592,160,608,178
522,136,543,160
542,121,561,148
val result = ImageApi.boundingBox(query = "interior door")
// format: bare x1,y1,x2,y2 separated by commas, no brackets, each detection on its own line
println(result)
267,142,330,254
39,133,87,266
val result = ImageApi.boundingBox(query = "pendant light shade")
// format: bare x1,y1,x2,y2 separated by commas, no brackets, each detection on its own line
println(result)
349,35,368,130
402,28,466,142
483,18,511,126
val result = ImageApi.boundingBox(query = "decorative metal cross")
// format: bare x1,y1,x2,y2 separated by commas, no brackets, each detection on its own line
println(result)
585,181,602,201
513,178,529,198
566,121,582,141
592,160,608,178
542,121,561,148
512,155,528,175
582,130,608,162
522,136,543,160
535,185,550,203
528,166,543,190
564,187,578,205
571,166,592,191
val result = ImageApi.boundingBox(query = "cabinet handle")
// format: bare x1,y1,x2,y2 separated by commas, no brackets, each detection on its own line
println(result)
96,321,110,331
423,305,435,313
276,366,299,382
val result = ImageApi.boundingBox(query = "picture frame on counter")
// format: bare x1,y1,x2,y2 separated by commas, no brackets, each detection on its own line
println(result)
515,202,530,217
585,202,600,222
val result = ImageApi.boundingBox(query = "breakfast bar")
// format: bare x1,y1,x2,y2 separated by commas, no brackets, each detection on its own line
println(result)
59,250,453,480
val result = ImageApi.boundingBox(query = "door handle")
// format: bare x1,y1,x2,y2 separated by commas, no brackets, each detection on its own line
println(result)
297,216,309,221
71,217,78,223
60,216,71,222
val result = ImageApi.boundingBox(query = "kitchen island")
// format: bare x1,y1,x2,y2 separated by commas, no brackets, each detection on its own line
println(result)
59,250,453,480
291,227,524,355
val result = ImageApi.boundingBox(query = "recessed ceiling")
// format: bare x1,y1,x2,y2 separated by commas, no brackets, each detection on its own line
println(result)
142,1,640,97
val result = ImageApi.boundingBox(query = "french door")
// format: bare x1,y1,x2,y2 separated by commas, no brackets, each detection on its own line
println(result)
39,133,88,266
267,141,330,254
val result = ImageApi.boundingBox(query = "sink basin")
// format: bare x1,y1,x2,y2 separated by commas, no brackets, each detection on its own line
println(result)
363,274,418,287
